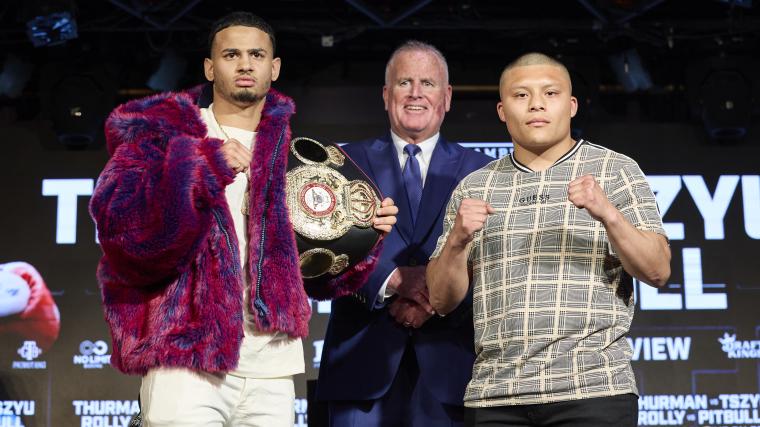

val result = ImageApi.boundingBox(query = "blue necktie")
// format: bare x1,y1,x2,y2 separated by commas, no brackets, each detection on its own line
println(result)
403,144,423,224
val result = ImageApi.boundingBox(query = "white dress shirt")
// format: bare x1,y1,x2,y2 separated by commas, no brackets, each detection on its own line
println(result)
375,131,440,305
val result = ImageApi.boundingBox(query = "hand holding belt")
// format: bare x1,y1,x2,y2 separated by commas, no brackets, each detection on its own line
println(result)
286,137,382,278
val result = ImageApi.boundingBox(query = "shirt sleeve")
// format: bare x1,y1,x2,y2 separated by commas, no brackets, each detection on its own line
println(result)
430,184,466,260
608,159,667,238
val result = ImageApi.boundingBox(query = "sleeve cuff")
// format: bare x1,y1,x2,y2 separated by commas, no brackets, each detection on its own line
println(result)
374,268,398,308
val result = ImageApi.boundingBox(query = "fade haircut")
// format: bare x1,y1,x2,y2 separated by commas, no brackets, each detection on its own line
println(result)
499,52,572,92
384,40,449,85
207,11,276,57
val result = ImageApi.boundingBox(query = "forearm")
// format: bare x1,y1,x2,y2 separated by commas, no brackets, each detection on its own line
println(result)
91,137,234,284
427,236,471,315
603,209,671,287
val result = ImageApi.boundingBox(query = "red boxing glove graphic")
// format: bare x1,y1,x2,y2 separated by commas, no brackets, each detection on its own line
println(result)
0,262,60,350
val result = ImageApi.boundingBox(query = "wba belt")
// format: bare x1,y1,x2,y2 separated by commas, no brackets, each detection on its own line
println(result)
286,137,382,278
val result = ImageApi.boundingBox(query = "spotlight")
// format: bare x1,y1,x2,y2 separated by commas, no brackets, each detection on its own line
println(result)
699,70,752,140
26,11,78,48
608,49,652,93
50,74,111,148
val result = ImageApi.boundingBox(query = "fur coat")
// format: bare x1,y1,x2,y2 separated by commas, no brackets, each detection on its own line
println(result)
89,85,378,375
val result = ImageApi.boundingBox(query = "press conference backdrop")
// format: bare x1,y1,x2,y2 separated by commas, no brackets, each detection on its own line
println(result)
1,121,759,427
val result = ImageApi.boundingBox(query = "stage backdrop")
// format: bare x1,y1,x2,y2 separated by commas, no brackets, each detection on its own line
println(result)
1,116,759,427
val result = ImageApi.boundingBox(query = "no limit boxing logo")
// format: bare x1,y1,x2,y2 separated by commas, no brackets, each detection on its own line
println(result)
73,340,111,369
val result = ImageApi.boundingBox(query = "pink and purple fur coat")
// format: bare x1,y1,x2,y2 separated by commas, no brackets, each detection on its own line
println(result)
89,85,379,375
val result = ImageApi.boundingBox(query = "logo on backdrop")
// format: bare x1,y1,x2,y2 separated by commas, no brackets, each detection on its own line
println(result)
718,333,760,359
638,393,760,426
294,398,308,427
0,400,35,427
11,341,46,370
628,336,692,361
73,340,111,369
72,400,139,427
312,339,324,369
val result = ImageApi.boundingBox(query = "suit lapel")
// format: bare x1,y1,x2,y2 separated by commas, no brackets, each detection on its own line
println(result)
366,136,413,245
412,138,462,242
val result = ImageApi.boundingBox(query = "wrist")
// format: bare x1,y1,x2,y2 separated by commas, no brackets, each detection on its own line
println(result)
447,230,471,252
600,205,623,227
386,268,401,293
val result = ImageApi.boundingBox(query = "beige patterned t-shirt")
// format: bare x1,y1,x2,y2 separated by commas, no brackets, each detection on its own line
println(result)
432,140,666,407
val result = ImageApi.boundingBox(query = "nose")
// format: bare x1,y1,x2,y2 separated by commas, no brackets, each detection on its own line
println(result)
408,81,423,98
237,54,254,72
529,97,545,112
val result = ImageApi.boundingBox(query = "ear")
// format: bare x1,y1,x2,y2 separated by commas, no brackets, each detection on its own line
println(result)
444,84,452,112
496,101,507,123
271,57,282,82
203,58,214,82
382,85,390,111
570,96,578,118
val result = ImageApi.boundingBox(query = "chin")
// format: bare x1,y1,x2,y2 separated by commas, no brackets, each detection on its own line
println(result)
232,89,263,104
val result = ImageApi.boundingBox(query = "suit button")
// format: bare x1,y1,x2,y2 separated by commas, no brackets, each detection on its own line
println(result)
408,257,418,266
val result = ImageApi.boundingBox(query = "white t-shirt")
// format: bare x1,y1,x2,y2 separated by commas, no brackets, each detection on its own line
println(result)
201,104,304,378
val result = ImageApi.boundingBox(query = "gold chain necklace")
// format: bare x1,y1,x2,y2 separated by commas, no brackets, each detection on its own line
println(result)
212,108,251,216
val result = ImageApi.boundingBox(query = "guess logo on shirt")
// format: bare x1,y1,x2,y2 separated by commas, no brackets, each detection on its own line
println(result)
517,193,551,206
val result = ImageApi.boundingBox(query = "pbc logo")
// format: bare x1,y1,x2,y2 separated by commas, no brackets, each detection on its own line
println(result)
17,341,42,361
73,340,111,369
12,340,46,369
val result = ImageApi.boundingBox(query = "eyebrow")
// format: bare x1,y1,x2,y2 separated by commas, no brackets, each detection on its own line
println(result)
221,48,268,55
510,82,563,90
396,76,439,83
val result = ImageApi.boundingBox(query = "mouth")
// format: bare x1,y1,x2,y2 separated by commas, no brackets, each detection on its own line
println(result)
404,105,428,112
526,118,550,127
235,76,255,87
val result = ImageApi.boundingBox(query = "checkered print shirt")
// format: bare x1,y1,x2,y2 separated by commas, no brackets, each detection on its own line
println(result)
432,140,666,407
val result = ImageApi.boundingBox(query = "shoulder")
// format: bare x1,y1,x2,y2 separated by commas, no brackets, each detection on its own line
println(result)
578,140,643,173
105,87,205,155
458,158,507,189
340,136,388,156
263,88,296,120
462,147,494,167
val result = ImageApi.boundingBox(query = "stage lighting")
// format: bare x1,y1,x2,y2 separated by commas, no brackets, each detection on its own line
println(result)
608,49,652,93
0,55,34,98
26,11,78,48
50,74,110,148
699,70,752,140
147,50,187,92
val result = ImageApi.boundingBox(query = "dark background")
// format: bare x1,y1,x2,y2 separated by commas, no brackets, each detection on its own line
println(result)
1,1,759,426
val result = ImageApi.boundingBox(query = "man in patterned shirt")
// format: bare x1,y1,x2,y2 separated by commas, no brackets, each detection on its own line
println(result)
427,53,671,426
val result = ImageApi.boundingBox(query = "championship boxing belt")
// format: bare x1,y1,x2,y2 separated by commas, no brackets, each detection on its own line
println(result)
286,137,382,278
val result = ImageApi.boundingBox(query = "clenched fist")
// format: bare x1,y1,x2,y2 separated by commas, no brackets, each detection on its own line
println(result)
567,174,615,222
449,198,494,248
220,138,252,174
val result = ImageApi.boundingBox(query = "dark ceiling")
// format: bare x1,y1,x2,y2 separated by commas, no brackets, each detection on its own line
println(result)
1,0,759,125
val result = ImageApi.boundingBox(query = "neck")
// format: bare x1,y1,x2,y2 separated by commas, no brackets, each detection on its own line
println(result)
394,130,437,145
212,93,267,132
513,136,576,171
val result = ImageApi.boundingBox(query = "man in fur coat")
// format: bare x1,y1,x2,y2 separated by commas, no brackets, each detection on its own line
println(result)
89,12,397,426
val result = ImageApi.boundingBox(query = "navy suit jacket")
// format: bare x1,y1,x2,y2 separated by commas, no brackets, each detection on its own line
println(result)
316,135,492,406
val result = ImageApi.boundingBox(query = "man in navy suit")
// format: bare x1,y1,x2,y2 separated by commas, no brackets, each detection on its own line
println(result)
316,40,492,427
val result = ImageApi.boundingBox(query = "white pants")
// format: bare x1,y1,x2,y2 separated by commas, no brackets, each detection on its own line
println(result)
140,368,295,427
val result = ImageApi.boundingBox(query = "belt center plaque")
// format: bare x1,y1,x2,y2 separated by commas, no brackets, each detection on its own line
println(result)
286,137,382,278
